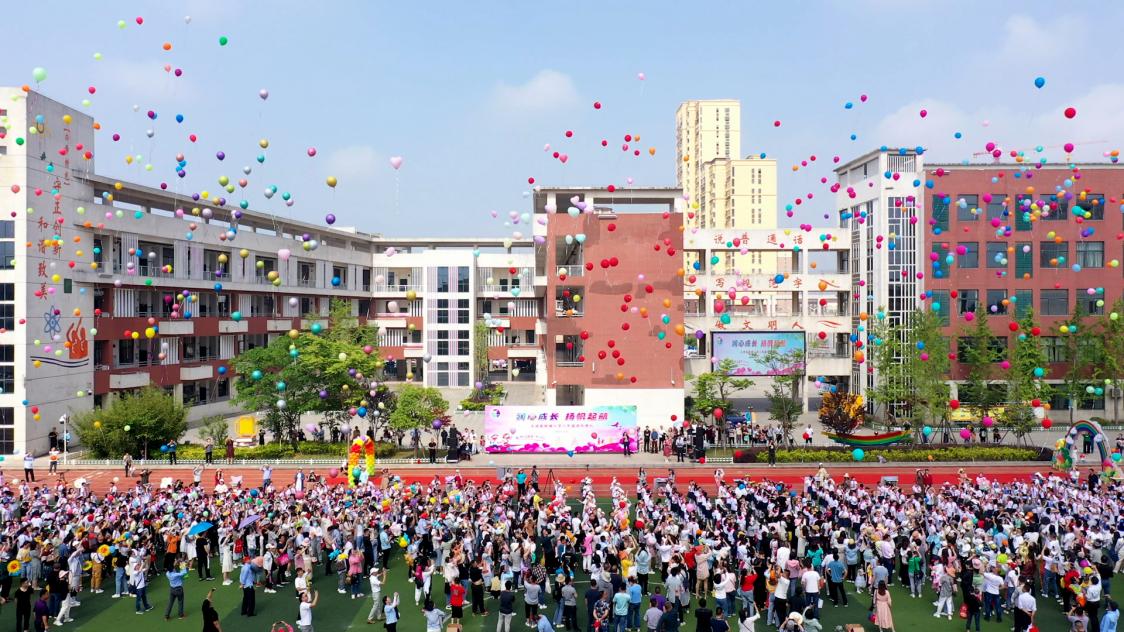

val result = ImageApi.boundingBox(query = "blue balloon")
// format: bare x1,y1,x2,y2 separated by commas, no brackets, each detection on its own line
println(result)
1034,76,1046,89
852,448,865,461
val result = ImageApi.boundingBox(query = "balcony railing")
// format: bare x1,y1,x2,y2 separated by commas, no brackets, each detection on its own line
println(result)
371,283,423,293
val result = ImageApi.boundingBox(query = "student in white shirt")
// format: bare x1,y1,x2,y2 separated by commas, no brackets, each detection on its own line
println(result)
297,589,318,632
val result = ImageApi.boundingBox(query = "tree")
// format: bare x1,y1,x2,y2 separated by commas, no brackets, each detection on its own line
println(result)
688,358,753,424
1003,309,1051,445
71,386,187,458
198,415,229,444
231,298,383,448
472,321,490,388
389,384,448,436
1100,299,1124,423
759,348,805,442
867,308,951,434
818,391,865,435
1061,302,1105,423
957,310,1004,418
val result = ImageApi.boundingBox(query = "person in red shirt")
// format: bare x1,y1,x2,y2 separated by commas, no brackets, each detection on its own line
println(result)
449,580,466,627
684,548,698,593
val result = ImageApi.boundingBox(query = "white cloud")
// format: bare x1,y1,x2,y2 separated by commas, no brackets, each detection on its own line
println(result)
998,14,1086,62
325,144,382,180
871,83,1124,164
92,58,201,106
489,70,579,115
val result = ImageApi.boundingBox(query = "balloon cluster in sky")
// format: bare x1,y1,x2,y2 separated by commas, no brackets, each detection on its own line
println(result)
7,14,1123,462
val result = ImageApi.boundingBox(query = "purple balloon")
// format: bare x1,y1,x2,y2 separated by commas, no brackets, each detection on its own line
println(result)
318,390,329,399
694,330,705,339
325,213,336,225
432,419,443,430
216,151,226,161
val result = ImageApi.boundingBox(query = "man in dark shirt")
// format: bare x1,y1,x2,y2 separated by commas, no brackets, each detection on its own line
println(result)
14,580,33,632
202,588,221,632
470,558,487,615
499,582,516,631
33,590,50,632
693,597,713,632
195,534,213,580
47,564,67,617
584,584,602,632
658,601,680,632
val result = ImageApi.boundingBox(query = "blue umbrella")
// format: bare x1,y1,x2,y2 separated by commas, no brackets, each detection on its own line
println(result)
187,521,213,536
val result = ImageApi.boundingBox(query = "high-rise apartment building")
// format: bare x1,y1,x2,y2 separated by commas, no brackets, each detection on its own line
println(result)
676,100,777,274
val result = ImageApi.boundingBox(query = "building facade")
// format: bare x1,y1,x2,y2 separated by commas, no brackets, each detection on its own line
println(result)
533,187,686,430
923,162,1124,415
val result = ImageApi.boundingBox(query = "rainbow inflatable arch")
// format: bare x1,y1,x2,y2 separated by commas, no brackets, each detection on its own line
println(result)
1053,419,1123,480
824,429,910,447
347,436,376,487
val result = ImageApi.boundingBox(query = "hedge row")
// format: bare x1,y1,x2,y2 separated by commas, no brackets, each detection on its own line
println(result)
172,441,400,461
733,445,1050,464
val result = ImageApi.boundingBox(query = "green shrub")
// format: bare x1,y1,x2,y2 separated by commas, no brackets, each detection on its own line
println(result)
735,445,1045,464
460,384,505,411
171,441,399,460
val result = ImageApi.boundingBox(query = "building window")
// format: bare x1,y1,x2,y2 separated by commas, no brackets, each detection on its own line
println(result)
457,266,470,292
1079,194,1105,220
956,195,978,221
931,195,950,232
0,220,14,269
436,362,449,387
1043,337,1066,363
437,267,449,293
986,242,1008,268
958,289,978,314
1015,242,1033,279
1040,241,1068,268
1079,288,1105,315
0,345,12,393
1042,198,1068,221
986,195,1007,220
555,335,583,366
457,299,470,324
555,287,583,316
0,407,13,454
1040,289,1068,316
957,242,979,268
985,289,1008,315
1014,194,1033,231
929,290,950,326
957,336,1008,362
436,299,449,324
117,339,136,366
436,330,449,356
1076,241,1104,268
1013,290,1033,318
0,284,13,330
457,330,469,356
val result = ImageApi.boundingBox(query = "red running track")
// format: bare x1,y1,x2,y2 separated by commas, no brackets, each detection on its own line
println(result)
0,463,1050,494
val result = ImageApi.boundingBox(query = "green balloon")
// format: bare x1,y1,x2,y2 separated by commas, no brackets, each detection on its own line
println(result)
218,36,229,46
31,67,47,83
15,138,24,146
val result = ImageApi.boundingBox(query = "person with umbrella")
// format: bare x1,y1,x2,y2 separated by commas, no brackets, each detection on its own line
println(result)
191,522,214,581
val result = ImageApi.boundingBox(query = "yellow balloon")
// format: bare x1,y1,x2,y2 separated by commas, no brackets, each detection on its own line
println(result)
259,139,269,149
406,290,417,301
239,249,250,259
144,327,156,339
62,114,72,125
326,176,338,188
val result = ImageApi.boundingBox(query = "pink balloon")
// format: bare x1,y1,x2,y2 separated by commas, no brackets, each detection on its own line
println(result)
389,156,403,170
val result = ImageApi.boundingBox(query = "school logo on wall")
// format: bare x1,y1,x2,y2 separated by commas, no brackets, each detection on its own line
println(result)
31,309,90,369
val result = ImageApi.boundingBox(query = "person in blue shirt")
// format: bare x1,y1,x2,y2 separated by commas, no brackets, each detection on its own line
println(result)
627,577,644,631
383,592,400,632
537,612,556,632
1102,600,1119,632
164,562,189,619
239,559,259,616
825,557,848,606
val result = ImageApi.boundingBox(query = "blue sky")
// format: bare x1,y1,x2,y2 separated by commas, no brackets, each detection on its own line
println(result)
6,1,1124,237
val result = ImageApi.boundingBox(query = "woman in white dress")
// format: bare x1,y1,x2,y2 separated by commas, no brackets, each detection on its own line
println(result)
220,528,235,585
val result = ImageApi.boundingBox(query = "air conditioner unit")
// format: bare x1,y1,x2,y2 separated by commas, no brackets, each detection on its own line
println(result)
1111,388,1123,399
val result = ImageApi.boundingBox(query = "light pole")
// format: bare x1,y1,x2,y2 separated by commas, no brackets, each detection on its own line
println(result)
58,414,70,465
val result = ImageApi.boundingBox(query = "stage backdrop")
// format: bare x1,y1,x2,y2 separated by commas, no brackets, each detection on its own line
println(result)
484,405,638,453
711,331,806,376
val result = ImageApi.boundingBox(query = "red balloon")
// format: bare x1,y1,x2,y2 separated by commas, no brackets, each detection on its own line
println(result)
713,408,723,418
1041,418,1052,429
607,340,616,348
949,399,960,410
607,223,616,232
1064,107,1077,119
1008,322,1019,332
621,323,630,331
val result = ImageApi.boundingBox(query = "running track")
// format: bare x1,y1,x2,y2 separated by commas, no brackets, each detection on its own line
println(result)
0,463,1051,494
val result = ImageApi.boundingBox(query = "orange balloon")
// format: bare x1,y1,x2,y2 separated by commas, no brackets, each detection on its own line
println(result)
648,147,656,156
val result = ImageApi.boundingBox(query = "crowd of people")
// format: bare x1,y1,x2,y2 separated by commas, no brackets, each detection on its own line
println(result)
0,451,1121,632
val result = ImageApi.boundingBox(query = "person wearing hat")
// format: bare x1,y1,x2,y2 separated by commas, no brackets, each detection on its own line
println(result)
366,567,387,623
